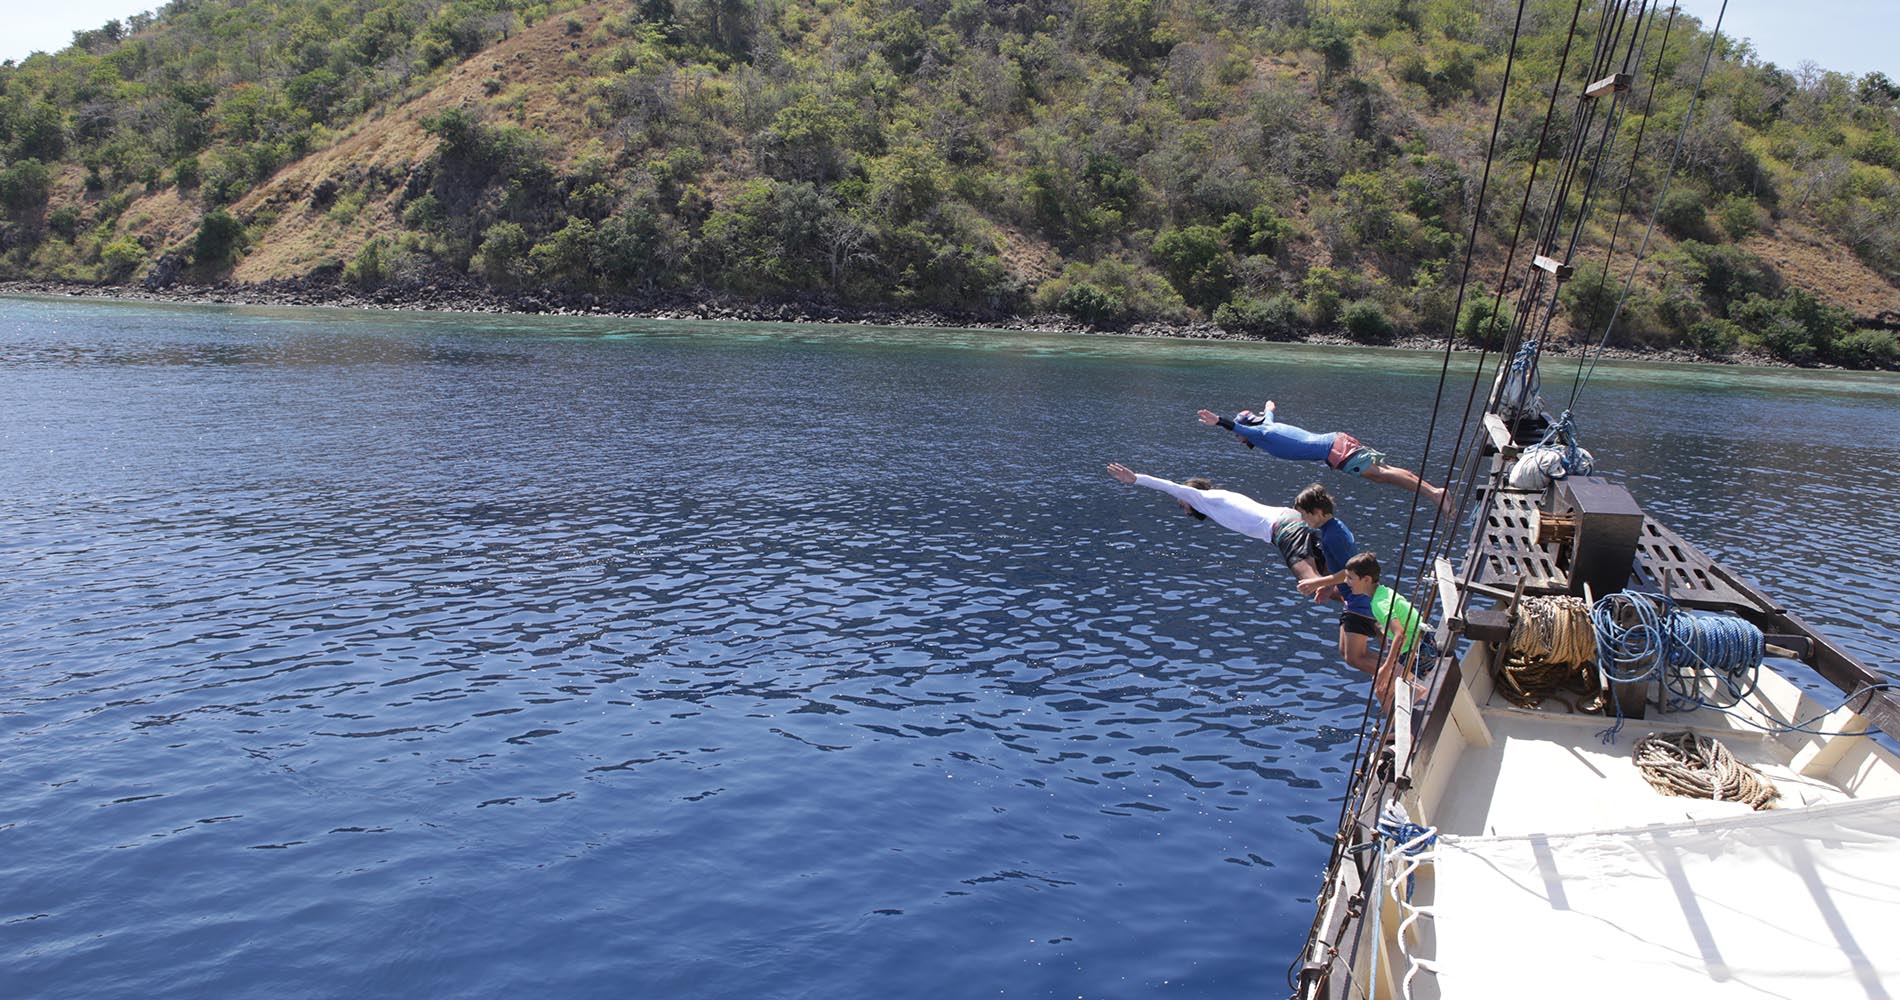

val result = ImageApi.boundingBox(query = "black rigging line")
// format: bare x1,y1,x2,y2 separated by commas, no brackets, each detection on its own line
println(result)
1524,1,1644,356
1294,0,1732,989
1396,0,1594,611
1295,0,1537,972
1378,9,1646,791
1565,1,1679,409
1305,2,1614,990
1571,0,1730,407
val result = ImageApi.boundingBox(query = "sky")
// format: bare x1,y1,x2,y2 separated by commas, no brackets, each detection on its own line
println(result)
0,0,1894,77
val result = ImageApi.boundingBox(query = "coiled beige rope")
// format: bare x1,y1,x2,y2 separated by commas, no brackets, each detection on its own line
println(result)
1633,731,1779,810
1499,595,1604,711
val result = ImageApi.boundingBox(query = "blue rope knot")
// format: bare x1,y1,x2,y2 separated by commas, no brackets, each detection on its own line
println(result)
1533,409,1595,476
1377,806,1437,901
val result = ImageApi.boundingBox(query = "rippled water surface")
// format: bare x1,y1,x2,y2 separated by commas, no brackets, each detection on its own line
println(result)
3,296,1897,999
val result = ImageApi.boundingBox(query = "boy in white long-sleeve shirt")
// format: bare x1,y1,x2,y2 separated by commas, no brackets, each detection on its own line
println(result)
1106,462,1324,587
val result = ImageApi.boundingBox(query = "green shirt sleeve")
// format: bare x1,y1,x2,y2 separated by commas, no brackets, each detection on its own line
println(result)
1372,586,1423,654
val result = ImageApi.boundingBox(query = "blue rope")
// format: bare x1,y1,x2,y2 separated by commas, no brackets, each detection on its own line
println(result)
1694,682,1897,737
1531,408,1595,476
1589,592,1765,743
1378,805,1437,901
1501,338,1543,416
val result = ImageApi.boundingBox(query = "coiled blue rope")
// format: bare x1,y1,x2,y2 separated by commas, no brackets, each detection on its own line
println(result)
1590,592,1764,742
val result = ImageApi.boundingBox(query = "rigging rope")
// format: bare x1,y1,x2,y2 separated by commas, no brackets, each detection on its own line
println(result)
1566,1,1681,408
1302,0,1717,990
1572,0,1730,406
1633,731,1779,810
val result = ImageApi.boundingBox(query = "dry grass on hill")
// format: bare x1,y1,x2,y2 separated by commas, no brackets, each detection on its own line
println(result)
211,2,617,282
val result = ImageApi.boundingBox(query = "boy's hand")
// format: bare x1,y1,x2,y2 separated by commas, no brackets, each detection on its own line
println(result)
1297,576,1326,595
1106,463,1137,485
1197,409,1220,426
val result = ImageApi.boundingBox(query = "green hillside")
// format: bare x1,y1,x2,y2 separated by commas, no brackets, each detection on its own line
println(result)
3,0,1897,366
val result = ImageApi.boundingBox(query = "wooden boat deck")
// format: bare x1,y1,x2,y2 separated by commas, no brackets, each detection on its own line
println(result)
1470,488,1772,613
1418,649,1900,840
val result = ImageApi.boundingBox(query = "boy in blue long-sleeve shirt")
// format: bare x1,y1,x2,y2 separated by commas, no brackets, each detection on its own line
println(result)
1197,401,1449,514
1286,483,1356,605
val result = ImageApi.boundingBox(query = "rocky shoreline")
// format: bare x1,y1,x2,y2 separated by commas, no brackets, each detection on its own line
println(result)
0,277,1787,368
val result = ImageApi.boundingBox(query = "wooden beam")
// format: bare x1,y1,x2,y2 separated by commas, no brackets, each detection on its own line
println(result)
1404,654,1465,789
1698,554,1900,736
1433,557,1463,647
1584,72,1632,98
1762,633,1814,660
1483,412,1519,458
1462,606,1513,644
1534,509,1577,546
1533,254,1575,280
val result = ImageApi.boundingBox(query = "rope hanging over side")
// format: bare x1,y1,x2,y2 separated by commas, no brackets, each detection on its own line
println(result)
1499,595,1605,711
1633,731,1779,810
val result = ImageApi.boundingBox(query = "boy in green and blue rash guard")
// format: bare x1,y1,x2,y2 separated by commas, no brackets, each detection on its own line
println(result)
1336,551,1426,713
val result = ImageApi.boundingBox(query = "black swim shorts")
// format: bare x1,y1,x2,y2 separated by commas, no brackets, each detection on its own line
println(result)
1340,612,1380,638
1273,521,1319,570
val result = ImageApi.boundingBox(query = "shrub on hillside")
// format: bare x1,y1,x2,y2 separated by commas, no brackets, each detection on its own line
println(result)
1055,282,1124,326
1731,288,1853,364
172,156,201,190
46,205,83,239
1152,225,1235,310
1459,298,1507,348
99,238,146,280
530,217,597,287
1561,261,1620,337
1341,299,1396,339
1214,294,1302,338
192,209,246,265
593,207,664,287
1302,266,1360,329
0,159,52,211
1717,195,1762,240
1831,328,1899,369
1657,188,1714,242
344,237,390,287
1220,205,1292,257
1684,317,1742,356
472,222,532,286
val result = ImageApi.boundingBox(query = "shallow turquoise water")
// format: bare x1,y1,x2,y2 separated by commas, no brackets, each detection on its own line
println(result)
1,296,1894,999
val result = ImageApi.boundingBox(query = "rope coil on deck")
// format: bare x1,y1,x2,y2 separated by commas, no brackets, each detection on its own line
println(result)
1593,592,1764,710
1499,595,1605,711
1632,731,1779,810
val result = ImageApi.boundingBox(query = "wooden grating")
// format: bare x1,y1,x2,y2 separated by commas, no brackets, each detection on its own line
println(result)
1467,489,1772,613
1629,518,1778,613
1471,490,1566,592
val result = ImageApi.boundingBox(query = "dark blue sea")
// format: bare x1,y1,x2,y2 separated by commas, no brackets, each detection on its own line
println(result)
3,296,1896,999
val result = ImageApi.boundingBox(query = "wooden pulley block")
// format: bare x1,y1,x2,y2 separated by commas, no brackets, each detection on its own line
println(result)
1534,509,1577,546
